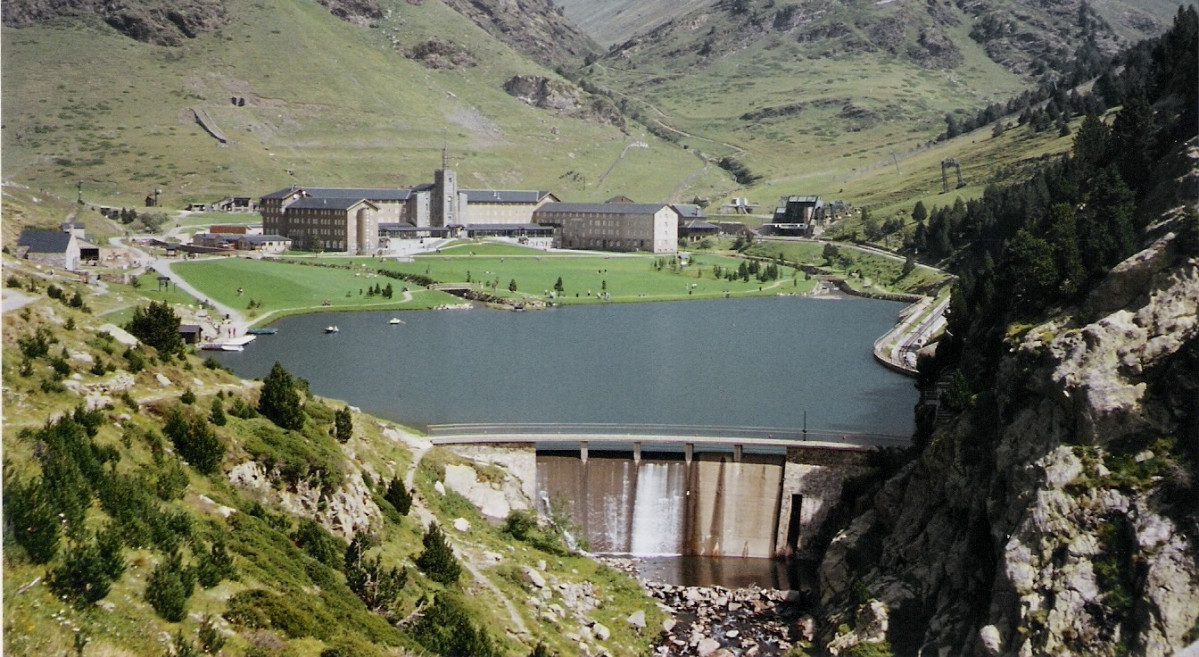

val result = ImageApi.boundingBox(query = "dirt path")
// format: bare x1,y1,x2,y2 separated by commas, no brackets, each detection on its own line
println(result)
385,427,531,638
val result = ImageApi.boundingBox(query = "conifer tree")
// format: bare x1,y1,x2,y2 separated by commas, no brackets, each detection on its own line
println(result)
334,406,353,443
415,522,461,585
258,362,306,431
384,476,412,516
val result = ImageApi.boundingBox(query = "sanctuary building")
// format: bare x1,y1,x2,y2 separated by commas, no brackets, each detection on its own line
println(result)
259,150,678,255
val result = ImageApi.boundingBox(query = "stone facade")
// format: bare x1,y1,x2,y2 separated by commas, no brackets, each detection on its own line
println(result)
534,202,679,253
776,447,875,558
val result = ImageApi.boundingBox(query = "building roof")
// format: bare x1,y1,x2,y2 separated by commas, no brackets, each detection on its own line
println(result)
781,195,822,205
534,203,674,215
682,220,719,231
672,204,707,219
179,324,203,334
240,234,291,244
17,229,73,253
466,223,553,231
462,190,551,204
286,197,378,211
263,187,414,202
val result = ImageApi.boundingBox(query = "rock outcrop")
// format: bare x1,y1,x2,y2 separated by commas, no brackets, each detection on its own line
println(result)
815,174,1199,654
2,0,228,46
503,75,625,128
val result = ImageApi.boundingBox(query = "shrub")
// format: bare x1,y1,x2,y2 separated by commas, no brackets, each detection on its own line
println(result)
163,406,226,475
125,301,183,356
18,327,54,358
229,396,258,419
344,532,407,613
4,474,61,563
258,362,306,431
209,398,227,426
198,614,226,655
195,540,236,589
145,551,195,622
47,527,125,607
292,518,346,569
180,388,196,405
415,522,461,585
411,593,501,657
124,347,146,373
334,406,353,443
153,455,189,501
383,477,412,516
225,589,322,639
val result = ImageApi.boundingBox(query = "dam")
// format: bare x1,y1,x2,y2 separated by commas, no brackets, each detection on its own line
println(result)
431,424,895,559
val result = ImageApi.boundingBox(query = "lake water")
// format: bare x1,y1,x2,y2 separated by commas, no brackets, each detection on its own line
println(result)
209,296,915,435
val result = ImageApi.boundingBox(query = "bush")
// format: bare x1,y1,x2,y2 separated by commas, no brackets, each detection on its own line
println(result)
47,527,125,607
153,455,190,501
125,301,183,356
163,407,226,475
180,388,197,405
415,522,461,585
258,362,306,431
3,474,61,563
225,589,323,639
411,593,501,657
195,540,236,589
209,398,227,426
229,396,258,419
145,551,195,622
292,518,346,570
383,477,412,516
344,532,407,613
334,406,353,443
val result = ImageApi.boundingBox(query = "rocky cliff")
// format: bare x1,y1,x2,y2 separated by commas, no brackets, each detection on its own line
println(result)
2,0,228,46
817,144,1199,656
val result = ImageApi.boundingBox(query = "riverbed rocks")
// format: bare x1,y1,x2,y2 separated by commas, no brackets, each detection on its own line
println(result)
642,581,809,656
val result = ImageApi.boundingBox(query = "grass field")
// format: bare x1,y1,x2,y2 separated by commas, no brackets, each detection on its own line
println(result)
319,244,816,304
172,258,462,320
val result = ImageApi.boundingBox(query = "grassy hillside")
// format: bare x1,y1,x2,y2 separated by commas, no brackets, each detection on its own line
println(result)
0,0,721,209
2,258,664,657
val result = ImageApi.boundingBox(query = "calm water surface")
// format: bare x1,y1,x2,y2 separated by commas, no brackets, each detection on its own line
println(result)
211,296,915,435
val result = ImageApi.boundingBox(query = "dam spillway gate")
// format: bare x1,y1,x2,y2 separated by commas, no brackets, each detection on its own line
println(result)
430,424,904,559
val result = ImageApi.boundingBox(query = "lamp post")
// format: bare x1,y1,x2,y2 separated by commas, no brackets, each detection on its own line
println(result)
76,180,82,205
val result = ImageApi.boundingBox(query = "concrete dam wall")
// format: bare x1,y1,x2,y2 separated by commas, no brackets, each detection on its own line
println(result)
447,442,878,559
538,453,802,558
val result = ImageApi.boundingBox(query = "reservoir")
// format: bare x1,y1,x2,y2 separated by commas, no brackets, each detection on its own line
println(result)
209,296,916,436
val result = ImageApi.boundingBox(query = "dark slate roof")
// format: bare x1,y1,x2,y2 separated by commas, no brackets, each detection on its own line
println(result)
286,197,375,211
466,223,552,231
683,220,719,231
462,190,548,204
534,203,672,215
672,204,707,219
179,324,203,334
240,234,291,244
17,229,72,253
781,195,822,205
263,187,413,201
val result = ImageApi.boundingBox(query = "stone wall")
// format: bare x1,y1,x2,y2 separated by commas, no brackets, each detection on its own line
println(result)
777,447,875,558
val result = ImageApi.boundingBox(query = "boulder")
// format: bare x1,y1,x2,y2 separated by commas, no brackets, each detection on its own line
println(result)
627,610,646,630
521,566,547,589
452,517,470,532
696,637,721,657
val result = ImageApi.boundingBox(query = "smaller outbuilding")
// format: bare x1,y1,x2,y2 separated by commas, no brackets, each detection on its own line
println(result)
179,324,204,345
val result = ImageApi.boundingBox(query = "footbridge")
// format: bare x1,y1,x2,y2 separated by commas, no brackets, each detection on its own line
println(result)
429,423,910,559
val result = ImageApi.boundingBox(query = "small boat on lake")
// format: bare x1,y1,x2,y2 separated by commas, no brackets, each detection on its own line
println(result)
246,327,277,335
325,326,340,334
200,342,244,352
389,318,404,325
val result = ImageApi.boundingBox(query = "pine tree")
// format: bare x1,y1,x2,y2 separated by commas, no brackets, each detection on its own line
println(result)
163,407,225,475
125,301,183,357
209,397,227,426
334,406,353,443
344,532,407,612
415,522,461,585
145,551,195,622
384,477,412,516
258,362,306,431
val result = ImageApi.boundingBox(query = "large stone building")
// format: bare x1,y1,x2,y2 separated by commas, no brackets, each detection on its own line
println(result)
260,151,556,253
533,202,679,253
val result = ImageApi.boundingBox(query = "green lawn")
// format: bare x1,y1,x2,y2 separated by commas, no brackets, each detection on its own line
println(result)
320,243,815,303
171,258,461,319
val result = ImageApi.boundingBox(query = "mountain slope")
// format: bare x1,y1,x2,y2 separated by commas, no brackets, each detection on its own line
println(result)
0,0,718,208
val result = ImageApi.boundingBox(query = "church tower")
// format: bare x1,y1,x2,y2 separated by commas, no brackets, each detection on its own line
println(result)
433,142,458,227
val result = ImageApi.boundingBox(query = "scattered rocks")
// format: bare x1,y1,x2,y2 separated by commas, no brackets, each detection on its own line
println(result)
627,609,646,630
452,517,471,532
155,373,172,387
642,581,812,657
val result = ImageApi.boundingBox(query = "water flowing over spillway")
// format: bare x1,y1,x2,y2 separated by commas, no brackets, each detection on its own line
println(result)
537,454,784,558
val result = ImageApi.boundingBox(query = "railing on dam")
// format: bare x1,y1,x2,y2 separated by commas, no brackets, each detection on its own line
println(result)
426,422,911,450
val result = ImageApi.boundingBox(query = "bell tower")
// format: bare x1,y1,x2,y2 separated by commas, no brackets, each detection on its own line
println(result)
433,139,458,227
